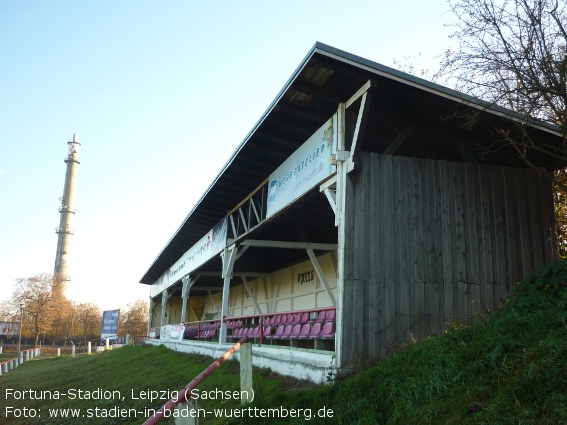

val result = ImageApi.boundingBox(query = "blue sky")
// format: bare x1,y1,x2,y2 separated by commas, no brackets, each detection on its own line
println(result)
0,1,455,310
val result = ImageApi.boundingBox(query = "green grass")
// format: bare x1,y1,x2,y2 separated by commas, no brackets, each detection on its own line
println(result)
2,259,567,424
0,345,310,424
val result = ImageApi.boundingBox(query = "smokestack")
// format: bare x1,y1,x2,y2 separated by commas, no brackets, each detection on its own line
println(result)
54,134,81,297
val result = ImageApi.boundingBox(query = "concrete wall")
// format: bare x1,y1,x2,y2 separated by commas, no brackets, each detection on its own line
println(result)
146,339,335,384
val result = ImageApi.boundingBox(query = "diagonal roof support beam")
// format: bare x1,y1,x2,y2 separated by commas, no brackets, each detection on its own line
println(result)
306,248,336,306
350,91,372,157
383,124,416,155
241,276,263,314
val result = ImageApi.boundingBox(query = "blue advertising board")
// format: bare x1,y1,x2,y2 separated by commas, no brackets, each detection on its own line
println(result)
101,309,120,338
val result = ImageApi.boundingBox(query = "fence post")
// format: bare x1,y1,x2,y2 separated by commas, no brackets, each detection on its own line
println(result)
8,360,13,371
106,337,109,350
3,362,8,374
0,345,2,354
14,358,19,368
26,350,29,361
57,348,61,357
19,352,23,364
173,399,199,425
72,344,76,358
88,341,91,355
240,342,253,404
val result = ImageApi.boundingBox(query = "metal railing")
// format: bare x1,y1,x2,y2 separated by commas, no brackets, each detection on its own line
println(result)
142,336,249,425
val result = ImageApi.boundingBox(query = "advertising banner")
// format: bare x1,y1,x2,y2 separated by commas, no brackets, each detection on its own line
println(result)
101,309,120,338
168,216,228,284
0,322,19,336
160,324,185,342
267,114,337,217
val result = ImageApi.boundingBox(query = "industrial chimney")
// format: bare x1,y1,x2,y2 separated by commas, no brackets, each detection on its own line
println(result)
54,134,81,296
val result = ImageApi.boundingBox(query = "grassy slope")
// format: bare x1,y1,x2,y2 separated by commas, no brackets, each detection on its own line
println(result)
1,260,566,425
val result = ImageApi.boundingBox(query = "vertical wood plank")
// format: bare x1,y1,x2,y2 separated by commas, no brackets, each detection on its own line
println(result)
465,163,481,284
453,162,467,322
479,165,495,313
525,169,545,269
502,167,519,300
514,168,533,280
396,156,411,282
440,161,454,324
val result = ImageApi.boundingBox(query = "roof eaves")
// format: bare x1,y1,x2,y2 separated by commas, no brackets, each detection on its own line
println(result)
312,42,562,137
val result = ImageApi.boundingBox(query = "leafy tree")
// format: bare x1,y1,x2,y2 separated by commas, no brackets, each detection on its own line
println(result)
120,299,149,338
8,273,63,345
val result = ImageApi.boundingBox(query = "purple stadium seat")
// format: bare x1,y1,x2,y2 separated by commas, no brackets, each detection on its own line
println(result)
297,323,311,338
315,311,326,322
281,325,293,338
292,313,301,324
298,312,309,324
266,325,285,339
285,324,302,339
319,322,335,339
273,315,282,325
251,326,260,337
302,322,322,338
326,310,336,322
286,314,294,324
263,326,272,338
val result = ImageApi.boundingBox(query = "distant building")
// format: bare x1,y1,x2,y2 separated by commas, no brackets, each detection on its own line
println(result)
140,43,560,382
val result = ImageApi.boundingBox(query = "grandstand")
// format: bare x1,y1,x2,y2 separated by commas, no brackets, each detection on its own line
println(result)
140,43,562,381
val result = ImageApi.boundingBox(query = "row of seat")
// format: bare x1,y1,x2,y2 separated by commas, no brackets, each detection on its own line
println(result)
230,322,335,340
182,310,337,340
264,310,336,326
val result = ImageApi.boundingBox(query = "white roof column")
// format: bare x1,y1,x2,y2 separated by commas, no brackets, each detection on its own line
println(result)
160,289,172,327
219,244,238,343
147,297,155,335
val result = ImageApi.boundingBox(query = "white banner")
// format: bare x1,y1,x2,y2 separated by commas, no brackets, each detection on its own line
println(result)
267,114,336,217
159,324,185,342
168,216,228,284
151,217,228,297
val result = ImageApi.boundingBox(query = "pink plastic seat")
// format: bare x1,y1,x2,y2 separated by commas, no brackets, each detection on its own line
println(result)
315,311,326,322
285,324,302,339
263,326,272,338
326,310,336,322
319,322,335,339
266,325,284,339
302,322,322,338
297,323,311,338
298,312,309,324
280,325,293,338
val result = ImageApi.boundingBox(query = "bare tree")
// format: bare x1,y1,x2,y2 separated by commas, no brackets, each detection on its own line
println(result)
442,0,567,181
442,0,567,252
